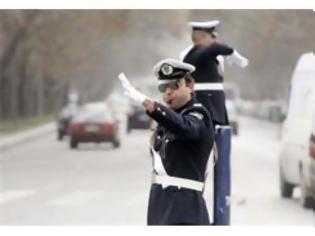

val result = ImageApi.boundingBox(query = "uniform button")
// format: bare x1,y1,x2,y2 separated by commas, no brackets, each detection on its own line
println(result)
165,139,169,143
157,107,161,111
157,136,161,139
162,112,166,116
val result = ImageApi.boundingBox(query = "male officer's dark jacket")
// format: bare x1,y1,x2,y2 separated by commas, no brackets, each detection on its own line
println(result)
183,42,233,125
146,98,214,225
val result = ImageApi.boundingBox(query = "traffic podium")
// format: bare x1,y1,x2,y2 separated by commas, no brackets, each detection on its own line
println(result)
213,126,232,225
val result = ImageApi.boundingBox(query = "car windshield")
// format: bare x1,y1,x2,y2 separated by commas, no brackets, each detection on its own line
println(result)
74,105,113,122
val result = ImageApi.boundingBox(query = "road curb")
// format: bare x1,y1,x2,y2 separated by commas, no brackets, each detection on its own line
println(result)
0,122,55,152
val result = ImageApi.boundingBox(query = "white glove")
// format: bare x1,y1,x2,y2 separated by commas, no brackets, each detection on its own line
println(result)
118,72,148,104
227,50,249,68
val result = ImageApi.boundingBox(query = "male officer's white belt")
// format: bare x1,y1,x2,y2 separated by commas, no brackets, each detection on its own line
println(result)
195,83,224,91
152,174,204,192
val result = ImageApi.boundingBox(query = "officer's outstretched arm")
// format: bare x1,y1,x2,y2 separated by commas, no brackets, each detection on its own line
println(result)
198,42,234,60
199,43,249,68
227,50,249,68
146,102,204,140
119,73,203,140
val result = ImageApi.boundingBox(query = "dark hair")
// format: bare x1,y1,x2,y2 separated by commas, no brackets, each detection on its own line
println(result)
211,32,218,39
183,73,195,96
184,73,194,84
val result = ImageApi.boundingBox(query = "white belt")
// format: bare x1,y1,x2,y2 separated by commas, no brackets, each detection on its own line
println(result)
152,174,204,192
195,83,224,91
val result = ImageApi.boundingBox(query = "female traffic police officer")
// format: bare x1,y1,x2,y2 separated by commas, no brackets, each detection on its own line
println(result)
119,58,215,225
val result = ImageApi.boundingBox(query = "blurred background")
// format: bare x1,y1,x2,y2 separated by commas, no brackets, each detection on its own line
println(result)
0,10,314,225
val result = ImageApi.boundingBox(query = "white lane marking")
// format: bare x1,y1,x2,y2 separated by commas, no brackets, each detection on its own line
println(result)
0,190,36,204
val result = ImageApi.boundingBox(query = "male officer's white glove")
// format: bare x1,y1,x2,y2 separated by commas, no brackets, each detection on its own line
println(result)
227,50,249,68
118,72,149,104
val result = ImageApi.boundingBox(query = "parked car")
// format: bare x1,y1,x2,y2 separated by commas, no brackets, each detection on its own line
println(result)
278,51,315,209
253,100,286,123
266,102,286,123
225,83,241,135
127,102,151,133
57,103,79,141
68,102,120,149
225,100,239,135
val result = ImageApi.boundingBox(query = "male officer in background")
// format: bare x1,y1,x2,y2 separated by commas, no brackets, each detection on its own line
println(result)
181,20,248,126
180,20,249,225
119,58,215,225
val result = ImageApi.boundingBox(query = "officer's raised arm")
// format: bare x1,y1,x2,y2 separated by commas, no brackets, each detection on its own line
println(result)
118,72,155,112
118,59,210,140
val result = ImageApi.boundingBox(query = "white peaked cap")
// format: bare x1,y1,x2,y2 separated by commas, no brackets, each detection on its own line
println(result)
153,58,195,79
188,20,220,29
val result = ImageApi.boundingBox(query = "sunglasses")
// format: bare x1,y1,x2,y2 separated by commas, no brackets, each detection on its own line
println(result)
158,80,181,93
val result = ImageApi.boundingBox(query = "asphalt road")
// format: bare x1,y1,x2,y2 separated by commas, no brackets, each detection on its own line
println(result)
0,116,314,225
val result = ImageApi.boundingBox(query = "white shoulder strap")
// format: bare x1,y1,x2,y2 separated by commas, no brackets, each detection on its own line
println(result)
150,146,167,175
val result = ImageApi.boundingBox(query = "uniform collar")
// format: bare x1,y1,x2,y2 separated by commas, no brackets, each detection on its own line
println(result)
175,97,196,113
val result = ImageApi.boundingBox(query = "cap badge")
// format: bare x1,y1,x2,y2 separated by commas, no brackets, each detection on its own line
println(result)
161,64,173,76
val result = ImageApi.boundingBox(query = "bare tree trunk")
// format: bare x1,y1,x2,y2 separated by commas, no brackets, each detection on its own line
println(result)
0,10,38,119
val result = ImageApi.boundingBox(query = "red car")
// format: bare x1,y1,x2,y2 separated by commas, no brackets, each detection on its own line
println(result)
68,102,120,149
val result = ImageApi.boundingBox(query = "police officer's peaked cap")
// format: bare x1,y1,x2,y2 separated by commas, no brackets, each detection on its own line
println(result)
153,58,195,81
189,20,220,34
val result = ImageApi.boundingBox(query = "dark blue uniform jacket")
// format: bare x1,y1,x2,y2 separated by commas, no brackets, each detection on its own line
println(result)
146,98,214,225
183,43,234,125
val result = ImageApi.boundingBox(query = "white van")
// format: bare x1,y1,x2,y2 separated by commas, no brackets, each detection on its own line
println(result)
278,51,315,209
